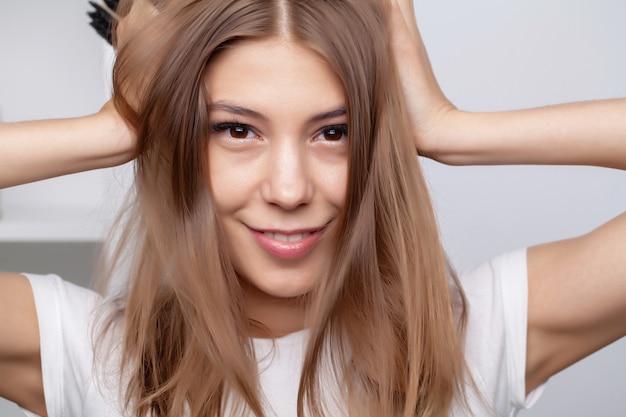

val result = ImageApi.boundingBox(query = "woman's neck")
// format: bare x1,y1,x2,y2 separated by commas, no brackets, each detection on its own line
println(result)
242,282,307,338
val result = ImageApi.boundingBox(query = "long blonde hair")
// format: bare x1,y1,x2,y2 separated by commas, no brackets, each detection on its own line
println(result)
103,0,469,416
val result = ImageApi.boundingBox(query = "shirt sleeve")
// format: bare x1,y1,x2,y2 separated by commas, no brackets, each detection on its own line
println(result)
23,273,102,417
459,249,545,416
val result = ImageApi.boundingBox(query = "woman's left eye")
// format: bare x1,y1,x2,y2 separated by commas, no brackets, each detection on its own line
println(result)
316,124,348,141
212,122,257,140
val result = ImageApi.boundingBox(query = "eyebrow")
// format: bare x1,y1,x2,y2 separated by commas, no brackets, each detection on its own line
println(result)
208,102,347,123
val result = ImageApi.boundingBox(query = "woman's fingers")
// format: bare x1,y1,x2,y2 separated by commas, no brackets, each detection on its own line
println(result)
392,0,419,40
388,0,456,154
115,0,158,50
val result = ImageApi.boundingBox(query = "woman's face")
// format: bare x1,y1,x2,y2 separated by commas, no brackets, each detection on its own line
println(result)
206,37,348,300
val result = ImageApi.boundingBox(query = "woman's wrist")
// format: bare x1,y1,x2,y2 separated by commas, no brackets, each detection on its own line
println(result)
53,111,135,173
415,107,469,164
91,102,136,167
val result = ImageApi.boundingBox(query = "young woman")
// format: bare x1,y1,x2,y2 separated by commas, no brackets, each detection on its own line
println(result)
0,0,624,416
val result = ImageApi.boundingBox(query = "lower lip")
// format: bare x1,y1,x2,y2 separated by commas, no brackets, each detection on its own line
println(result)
251,229,323,260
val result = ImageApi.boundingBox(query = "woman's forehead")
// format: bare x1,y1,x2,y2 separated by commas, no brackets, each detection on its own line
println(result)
205,37,347,123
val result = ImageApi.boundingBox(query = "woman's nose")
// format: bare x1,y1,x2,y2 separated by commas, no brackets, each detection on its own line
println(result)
261,139,313,210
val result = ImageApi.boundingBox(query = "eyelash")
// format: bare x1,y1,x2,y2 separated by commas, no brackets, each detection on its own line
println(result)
210,122,349,142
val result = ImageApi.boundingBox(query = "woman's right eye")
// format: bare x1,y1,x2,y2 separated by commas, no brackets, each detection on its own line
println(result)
211,123,257,140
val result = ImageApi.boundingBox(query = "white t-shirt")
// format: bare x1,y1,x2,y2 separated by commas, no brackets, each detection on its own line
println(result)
21,248,543,417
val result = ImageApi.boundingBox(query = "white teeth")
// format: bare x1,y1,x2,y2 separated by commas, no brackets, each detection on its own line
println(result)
274,233,288,242
264,232,311,242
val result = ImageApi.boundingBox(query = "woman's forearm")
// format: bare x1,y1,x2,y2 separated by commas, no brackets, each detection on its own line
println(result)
0,107,135,189
422,100,626,170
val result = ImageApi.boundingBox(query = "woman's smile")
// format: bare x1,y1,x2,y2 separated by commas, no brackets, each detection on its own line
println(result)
250,225,326,260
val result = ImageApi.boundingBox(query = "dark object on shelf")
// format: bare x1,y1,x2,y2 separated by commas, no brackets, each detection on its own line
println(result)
87,0,120,45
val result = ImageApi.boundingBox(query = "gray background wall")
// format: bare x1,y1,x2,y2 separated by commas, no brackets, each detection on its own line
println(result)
1,0,625,416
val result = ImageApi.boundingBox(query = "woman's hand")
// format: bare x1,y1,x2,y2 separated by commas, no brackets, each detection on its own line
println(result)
115,0,159,51
112,0,163,123
388,0,457,158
